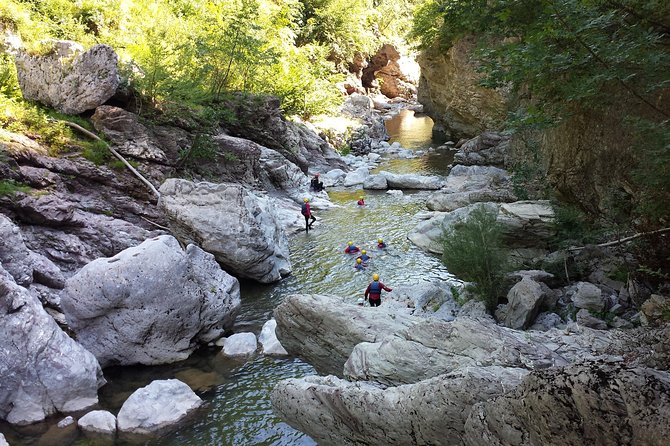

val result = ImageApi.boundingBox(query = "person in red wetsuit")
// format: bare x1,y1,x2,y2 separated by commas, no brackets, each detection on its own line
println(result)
364,273,392,307
377,238,386,249
344,241,360,254
357,196,365,206
301,197,316,232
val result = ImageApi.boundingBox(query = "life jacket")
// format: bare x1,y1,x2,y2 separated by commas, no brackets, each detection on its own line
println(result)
369,281,382,295
301,203,309,216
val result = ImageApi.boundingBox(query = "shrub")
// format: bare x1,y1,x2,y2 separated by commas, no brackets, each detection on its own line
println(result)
442,206,509,312
0,179,30,196
81,140,112,165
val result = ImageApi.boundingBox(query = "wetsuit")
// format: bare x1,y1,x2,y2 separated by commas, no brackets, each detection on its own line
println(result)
377,242,386,249
301,202,316,232
344,245,360,254
310,177,324,192
354,263,365,271
357,254,371,262
357,199,365,206
364,280,392,307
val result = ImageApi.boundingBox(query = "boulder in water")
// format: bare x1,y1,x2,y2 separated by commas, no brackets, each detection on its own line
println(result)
159,179,291,283
378,171,444,189
221,332,258,357
117,379,202,436
259,319,288,355
61,235,241,367
78,410,117,437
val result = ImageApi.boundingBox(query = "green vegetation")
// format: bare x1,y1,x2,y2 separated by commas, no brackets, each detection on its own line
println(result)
81,139,112,165
0,179,31,196
2,0,419,120
412,0,670,226
442,206,510,312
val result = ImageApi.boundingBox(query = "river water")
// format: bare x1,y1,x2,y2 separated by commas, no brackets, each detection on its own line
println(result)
1,109,453,446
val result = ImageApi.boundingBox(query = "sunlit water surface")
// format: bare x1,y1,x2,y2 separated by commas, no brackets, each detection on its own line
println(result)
1,110,453,446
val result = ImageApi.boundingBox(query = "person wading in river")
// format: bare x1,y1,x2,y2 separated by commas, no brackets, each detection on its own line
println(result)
364,273,392,307
301,197,316,232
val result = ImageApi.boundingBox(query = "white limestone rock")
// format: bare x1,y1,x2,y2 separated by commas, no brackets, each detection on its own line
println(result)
61,235,240,367
78,410,117,436
221,332,258,357
159,179,291,283
258,319,288,355
117,379,202,435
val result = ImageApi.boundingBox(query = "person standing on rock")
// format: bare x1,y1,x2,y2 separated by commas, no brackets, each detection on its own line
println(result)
310,173,324,192
364,273,392,307
301,198,316,232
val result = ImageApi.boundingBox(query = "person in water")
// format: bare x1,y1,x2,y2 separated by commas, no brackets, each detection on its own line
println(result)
357,250,371,263
354,258,365,271
364,273,392,307
377,238,386,249
310,173,324,192
357,196,365,206
344,241,360,254
301,197,316,232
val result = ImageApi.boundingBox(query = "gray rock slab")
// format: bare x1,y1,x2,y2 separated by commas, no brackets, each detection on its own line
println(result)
272,367,528,446
464,364,670,446
61,235,240,367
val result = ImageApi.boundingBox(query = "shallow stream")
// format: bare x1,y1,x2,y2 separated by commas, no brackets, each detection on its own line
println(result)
2,109,454,446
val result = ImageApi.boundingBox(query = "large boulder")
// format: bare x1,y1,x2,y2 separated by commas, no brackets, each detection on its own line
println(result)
14,41,119,115
258,319,288,355
464,364,670,446
0,266,102,425
501,277,548,330
158,179,291,283
221,332,258,357
641,294,670,327
272,367,528,446
117,379,202,436
569,281,605,312
61,235,240,367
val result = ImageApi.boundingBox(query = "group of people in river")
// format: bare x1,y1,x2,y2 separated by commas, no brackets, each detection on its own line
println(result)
304,173,392,306
344,240,392,307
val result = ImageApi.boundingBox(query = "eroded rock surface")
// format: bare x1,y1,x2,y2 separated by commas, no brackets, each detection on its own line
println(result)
61,235,240,367
14,41,119,114
159,179,291,283
464,364,670,446
0,267,102,425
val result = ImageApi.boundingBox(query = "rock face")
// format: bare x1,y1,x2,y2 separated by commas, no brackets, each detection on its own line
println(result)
222,94,346,173
0,266,102,425
426,165,516,212
275,294,416,376
158,179,291,283
464,364,670,446
417,39,507,140
78,410,117,436
0,213,34,286
61,235,240,367
14,41,119,115
117,379,202,435
274,294,566,382
409,201,555,255
361,44,417,99
272,367,528,446
92,106,169,163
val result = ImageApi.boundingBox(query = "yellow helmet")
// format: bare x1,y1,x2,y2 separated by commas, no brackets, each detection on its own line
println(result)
303,197,309,202
378,239,383,243
361,250,367,254
347,241,353,246
372,273,379,281
359,196,364,199
356,258,362,264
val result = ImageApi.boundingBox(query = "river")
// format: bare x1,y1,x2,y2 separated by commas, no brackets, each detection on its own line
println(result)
1,109,453,446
